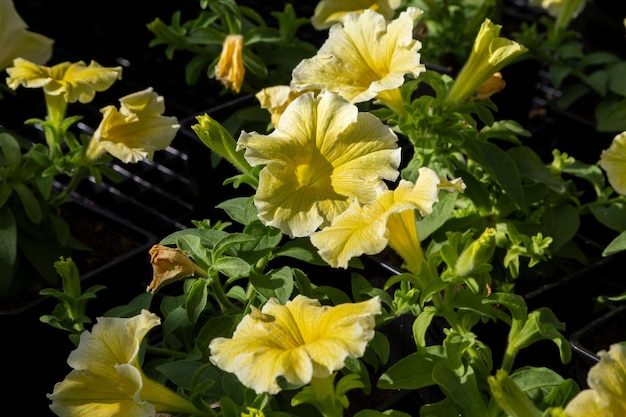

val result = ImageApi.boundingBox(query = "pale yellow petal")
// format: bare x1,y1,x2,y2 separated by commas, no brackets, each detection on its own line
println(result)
292,8,424,104
5,57,54,89
600,132,626,195
0,0,53,70
311,0,402,30
311,196,391,268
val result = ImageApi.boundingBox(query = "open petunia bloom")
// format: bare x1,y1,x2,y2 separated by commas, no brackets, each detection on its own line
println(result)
236,90,401,238
564,342,626,416
445,19,527,104
599,131,626,195
209,295,381,395
6,58,122,104
215,34,245,93
291,7,425,113
311,0,401,30
48,310,204,417
85,87,180,164
0,0,53,71
311,167,462,273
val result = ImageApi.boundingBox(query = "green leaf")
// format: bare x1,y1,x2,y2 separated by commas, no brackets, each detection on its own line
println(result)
186,278,208,323
602,230,626,256
418,191,458,241
465,140,525,208
249,266,294,303
507,146,568,194
0,206,17,296
378,346,445,390
216,196,257,225
432,361,489,417
542,204,579,252
0,132,22,171
590,204,626,232
214,256,251,278
596,97,626,132
607,61,626,96
13,184,42,224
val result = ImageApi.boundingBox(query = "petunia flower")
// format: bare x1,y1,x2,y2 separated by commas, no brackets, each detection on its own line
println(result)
215,34,245,93
599,131,626,195
85,87,180,164
48,310,204,417
236,90,401,238
311,0,401,30
146,244,208,294
445,19,527,104
528,0,586,22
209,295,381,395
564,342,626,416
255,85,314,127
310,168,455,273
291,7,425,113
0,0,53,71
5,58,122,104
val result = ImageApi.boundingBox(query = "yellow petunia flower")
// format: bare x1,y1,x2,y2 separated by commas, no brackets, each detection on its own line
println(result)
599,131,626,195
311,0,401,30
564,342,626,417
291,7,425,113
0,0,53,70
446,19,527,104
310,168,449,272
48,310,203,417
5,57,122,103
215,34,245,93
209,295,381,395
237,90,401,238
85,87,180,164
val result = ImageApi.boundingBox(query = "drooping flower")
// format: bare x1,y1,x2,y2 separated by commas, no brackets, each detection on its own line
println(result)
311,0,401,30
310,168,460,273
445,19,527,104
236,90,400,238
48,310,203,417
291,7,425,113
146,244,208,294
0,0,53,70
85,87,180,163
209,295,381,395
5,58,122,103
564,342,626,416
215,34,245,93
599,131,626,195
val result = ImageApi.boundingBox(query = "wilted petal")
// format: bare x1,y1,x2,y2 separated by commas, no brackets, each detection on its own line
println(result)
216,34,245,93
0,0,53,70
89,88,180,163
600,131,626,195
209,295,381,394
237,90,400,237
146,244,204,294
292,8,424,106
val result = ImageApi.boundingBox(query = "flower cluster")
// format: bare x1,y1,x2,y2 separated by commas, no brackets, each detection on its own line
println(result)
3,0,626,416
